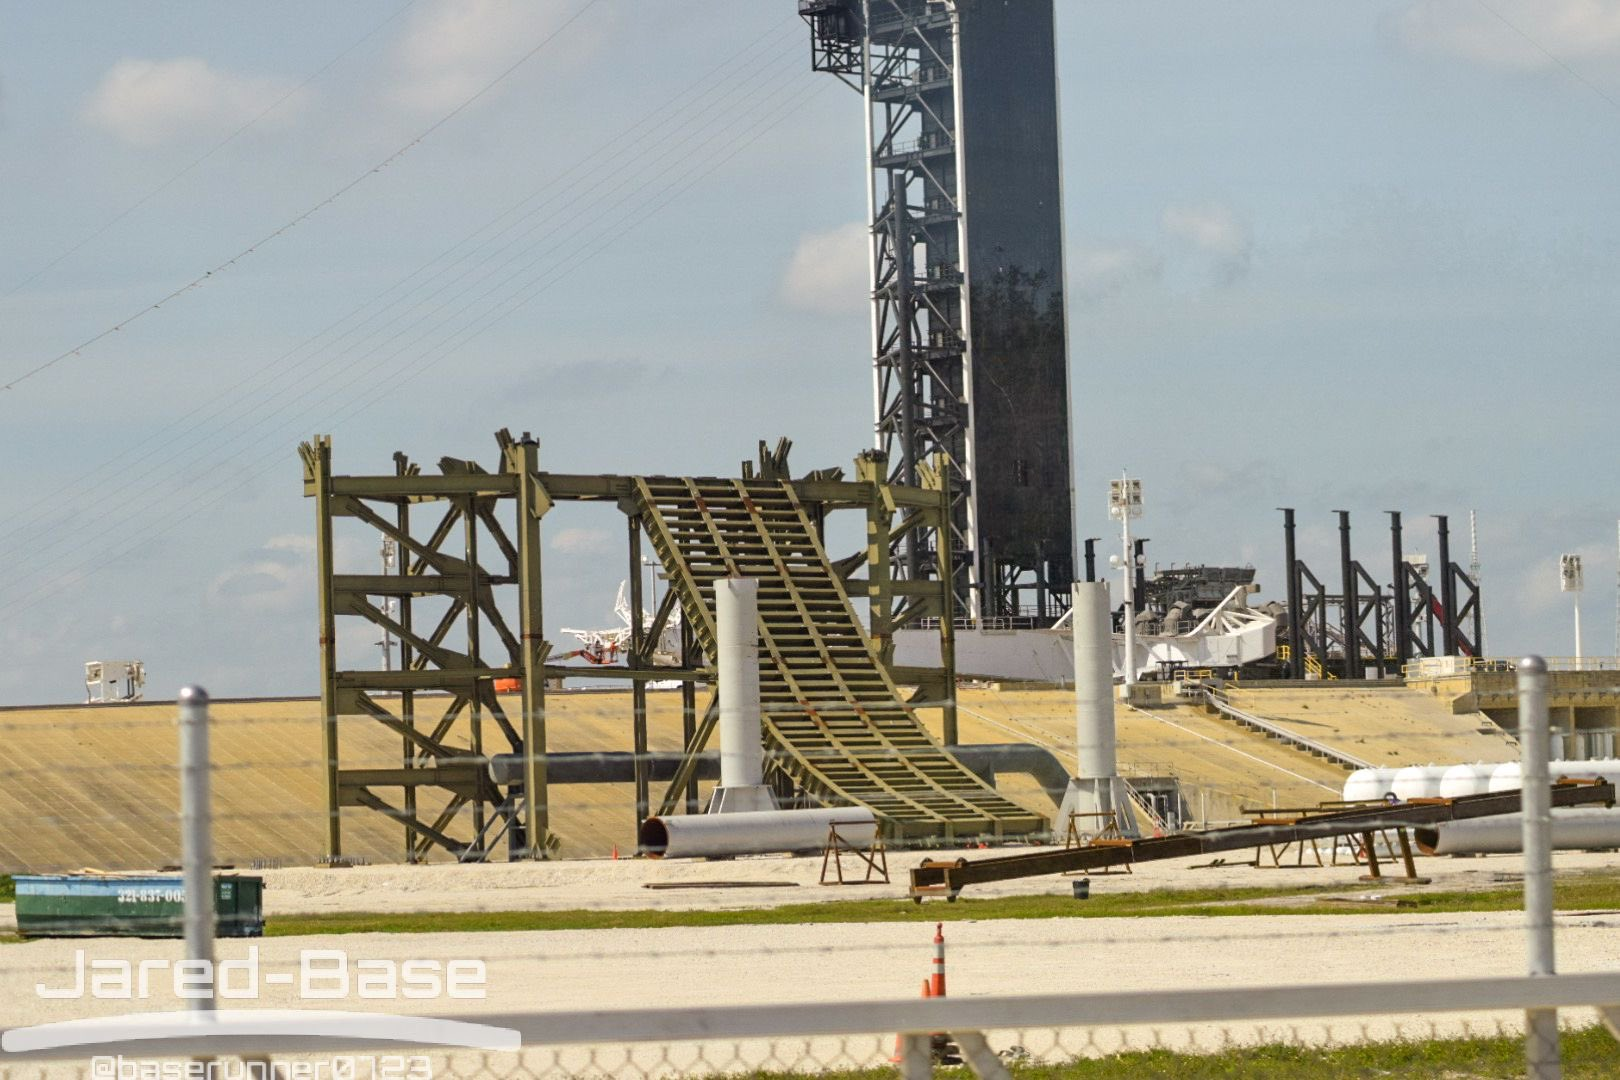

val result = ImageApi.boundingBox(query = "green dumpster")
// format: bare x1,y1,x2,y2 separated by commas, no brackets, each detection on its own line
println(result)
14,874,264,938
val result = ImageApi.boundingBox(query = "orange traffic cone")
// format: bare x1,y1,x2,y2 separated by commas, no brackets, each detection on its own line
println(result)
611,845,619,860
890,979,931,1062
931,922,947,998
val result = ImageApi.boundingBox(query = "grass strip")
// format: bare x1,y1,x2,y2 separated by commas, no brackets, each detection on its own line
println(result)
265,872,1620,938
741,1025,1619,1079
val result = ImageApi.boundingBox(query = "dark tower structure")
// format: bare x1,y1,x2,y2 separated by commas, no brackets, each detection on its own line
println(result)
801,0,1073,621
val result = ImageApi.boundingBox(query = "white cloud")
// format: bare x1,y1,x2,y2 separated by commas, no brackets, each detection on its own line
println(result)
265,534,316,555
1068,242,1162,299
206,534,319,614
389,0,587,112
781,222,869,316
549,526,612,555
1394,0,1620,70
1161,201,1252,285
82,58,305,147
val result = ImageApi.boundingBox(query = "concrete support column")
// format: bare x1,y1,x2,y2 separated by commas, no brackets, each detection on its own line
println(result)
708,577,777,814
1057,582,1139,839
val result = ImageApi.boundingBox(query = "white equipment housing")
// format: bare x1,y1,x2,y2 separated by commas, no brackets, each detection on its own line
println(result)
893,584,1276,682
85,660,145,703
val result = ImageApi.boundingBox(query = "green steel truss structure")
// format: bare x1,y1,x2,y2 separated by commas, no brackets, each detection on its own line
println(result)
302,431,1044,862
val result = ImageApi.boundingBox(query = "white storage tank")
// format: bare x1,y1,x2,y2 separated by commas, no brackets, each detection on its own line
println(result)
1438,763,1498,799
1487,762,1522,793
1391,765,1450,801
1342,768,1399,803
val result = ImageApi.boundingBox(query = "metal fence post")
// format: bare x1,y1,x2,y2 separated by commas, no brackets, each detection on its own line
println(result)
895,1033,932,1080
179,685,214,1014
1518,655,1560,1078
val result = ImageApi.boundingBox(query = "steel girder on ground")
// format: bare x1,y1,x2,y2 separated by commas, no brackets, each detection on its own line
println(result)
909,780,1617,897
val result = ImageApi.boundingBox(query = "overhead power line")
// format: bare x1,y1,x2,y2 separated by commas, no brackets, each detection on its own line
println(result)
0,32,828,616
0,81,828,621
0,0,604,394
0,17,803,556
1,0,420,303
1472,0,1620,113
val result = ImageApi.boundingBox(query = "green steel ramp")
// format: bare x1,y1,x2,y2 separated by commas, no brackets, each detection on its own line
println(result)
638,475,1045,841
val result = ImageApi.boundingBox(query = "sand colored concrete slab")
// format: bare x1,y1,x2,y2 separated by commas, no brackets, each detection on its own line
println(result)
944,689,1350,822
0,683,1526,872
1223,685,1519,769
0,692,716,873
0,699,400,873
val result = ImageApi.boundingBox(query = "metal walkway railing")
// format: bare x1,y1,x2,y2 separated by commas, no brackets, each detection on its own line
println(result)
1193,684,1373,772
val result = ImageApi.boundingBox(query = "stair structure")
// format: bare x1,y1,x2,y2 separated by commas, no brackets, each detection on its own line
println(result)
637,475,1045,841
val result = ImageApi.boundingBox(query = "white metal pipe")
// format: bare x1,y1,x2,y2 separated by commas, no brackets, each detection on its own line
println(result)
638,807,879,859
1517,655,1561,1077
1415,808,1620,855
178,685,213,1014
716,577,763,790
1072,580,1115,780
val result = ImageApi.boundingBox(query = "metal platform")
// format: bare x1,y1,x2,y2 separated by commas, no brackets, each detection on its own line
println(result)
638,475,1045,841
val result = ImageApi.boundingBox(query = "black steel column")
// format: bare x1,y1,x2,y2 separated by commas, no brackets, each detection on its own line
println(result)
1436,514,1458,656
628,516,649,840
1337,511,1359,679
1083,538,1098,583
1371,581,1386,679
1133,538,1148,613
1388,511,1411,669
1281,508,1303,680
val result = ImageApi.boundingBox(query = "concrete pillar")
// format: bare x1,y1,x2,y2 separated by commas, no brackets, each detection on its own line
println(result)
1073,581,1116,780
708,577,777,814
1057,582,1139,839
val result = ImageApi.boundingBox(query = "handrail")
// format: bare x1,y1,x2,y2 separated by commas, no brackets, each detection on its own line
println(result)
1198,685,1373,771
6,974,1617,1059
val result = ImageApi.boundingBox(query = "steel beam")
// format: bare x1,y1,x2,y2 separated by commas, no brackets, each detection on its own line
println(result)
911,782,1615,896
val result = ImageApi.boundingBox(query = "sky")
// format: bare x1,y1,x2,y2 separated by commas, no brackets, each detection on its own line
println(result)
2,0,1619,703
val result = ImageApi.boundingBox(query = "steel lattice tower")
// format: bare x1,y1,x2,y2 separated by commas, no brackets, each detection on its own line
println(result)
801,0,1074,622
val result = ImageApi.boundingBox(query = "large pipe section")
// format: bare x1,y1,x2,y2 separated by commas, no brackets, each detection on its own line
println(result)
487,744,1072,806
638,807,878,859
1415,808,1620,855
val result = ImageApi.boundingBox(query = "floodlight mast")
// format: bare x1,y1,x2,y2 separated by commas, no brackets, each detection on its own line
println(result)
1560,553,1584,670
1109,473,1143,686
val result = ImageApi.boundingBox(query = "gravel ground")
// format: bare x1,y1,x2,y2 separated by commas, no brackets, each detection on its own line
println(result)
3,849,1615,1071
244,845,1620,916
2,909,1617,1058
